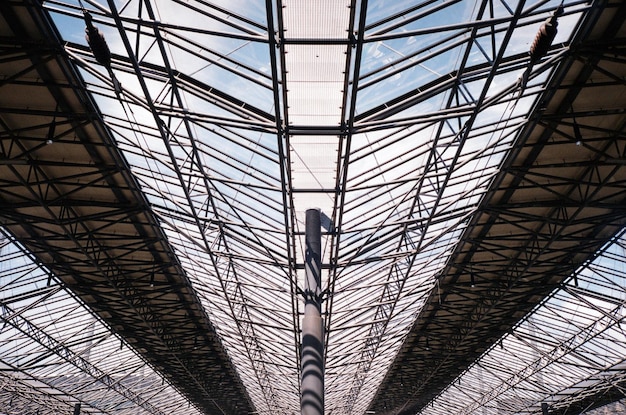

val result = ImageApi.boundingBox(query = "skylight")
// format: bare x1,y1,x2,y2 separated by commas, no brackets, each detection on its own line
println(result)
19,0,604,414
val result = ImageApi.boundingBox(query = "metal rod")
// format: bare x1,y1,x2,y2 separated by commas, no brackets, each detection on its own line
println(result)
302,209,324,415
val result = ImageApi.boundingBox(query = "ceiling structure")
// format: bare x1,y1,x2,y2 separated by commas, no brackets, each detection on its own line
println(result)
0,0,625,414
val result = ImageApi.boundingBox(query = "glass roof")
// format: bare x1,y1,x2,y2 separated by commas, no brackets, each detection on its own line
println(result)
2,0,621,414
0,230,205,414
419,230,626,415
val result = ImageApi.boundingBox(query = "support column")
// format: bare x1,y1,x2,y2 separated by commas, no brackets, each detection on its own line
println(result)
301,209,324,415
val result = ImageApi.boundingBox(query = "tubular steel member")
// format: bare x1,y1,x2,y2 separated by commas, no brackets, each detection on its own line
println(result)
302,209,324,415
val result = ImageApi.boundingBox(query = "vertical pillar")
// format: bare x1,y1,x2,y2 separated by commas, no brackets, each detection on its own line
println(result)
302,209,324,415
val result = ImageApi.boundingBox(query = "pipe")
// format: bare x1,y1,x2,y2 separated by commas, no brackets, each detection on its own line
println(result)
301,209,324,415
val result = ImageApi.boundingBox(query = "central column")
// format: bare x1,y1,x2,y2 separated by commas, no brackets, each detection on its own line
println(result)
301,209,324,415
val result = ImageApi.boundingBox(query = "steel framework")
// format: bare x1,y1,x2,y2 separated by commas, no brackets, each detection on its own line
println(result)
1,0,625,414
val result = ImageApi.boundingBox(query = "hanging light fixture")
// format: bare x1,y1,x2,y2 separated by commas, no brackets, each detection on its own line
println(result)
529,11,561,64
84,12,111,68
518,5,565,90
83,10,122,97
